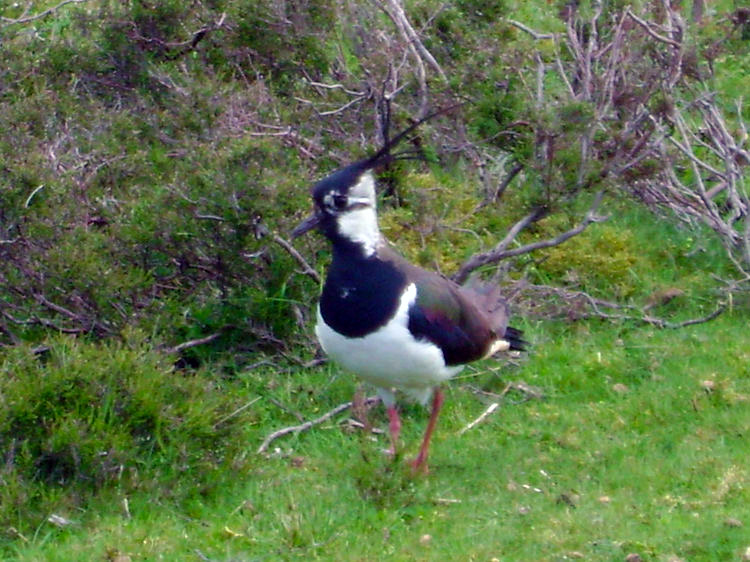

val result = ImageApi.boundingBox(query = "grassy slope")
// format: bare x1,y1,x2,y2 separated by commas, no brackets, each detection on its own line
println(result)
7,310,749,561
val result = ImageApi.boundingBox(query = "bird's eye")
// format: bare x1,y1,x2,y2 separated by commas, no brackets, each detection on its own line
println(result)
332,194,348,209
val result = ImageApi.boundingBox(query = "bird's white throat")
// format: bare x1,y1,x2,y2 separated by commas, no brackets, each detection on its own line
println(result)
337,206,381,256
336,172,381,256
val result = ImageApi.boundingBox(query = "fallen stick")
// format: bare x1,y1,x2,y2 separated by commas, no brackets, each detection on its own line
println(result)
458,402,499,435
257,396,380,454
213,396,262,429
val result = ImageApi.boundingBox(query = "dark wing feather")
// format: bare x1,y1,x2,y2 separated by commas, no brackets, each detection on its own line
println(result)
407,275,493,365
378,244,524,364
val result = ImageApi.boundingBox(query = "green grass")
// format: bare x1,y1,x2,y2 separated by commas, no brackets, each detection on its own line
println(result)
4,312,748,561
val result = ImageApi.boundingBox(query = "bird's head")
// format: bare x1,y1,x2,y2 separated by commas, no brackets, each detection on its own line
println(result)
291,103,464,254
291,159,378,243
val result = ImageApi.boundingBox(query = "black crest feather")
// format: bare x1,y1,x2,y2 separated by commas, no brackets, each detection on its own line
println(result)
362,101,466,171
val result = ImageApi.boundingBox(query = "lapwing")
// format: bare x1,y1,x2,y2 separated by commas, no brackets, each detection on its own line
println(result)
292,117,525,472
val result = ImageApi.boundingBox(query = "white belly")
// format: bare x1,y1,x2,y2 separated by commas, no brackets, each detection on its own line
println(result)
315,283,462,405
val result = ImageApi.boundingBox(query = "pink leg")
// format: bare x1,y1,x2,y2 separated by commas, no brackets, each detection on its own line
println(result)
412,388,444,473
386,406,401,456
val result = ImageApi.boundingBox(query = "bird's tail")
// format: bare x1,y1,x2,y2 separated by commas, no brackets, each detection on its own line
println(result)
463,278,528,351
503,325,527,351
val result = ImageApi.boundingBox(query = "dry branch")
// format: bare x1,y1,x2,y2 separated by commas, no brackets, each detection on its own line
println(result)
33,294,79,321
1,309,86,335
492,161,524,202
507,19,555,40
519,283,728,329
625,8,682,48
458,379,546,434
376,0,447,82
213,396,262,429
458,402,498,435
1,0,87,26
125,12,227,60
584,300,728,329
258,396,381,454
373,0,447,117
274,233,321,284
303,79,365,97
498,4,749,301
454,192,608,284
247,123,332,161
164,331,223,355
634,93,750,276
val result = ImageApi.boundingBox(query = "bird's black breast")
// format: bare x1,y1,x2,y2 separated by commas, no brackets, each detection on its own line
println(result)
319,254,407,338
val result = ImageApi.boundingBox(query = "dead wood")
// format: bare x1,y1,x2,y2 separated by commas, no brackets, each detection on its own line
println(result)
258,396,381,454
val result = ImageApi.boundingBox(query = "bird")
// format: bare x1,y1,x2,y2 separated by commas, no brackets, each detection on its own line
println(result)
292,115,525,472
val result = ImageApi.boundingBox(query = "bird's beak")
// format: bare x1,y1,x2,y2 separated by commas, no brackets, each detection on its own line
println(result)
291,211,322,238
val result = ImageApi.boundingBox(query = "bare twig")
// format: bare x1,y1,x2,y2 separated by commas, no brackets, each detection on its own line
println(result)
247,124,333,161
194,212,225,221
268,397,305,423
519,283,728,329
257,396,381,454
193,549,212,562
433,497,462,505
458,402,498,435
658,303,728,329
124,12,227,60
378,0,447,81
24,185,45,207
373,0,447,117
492,161,524,202
342,419,386,434
464,380,545,403
303,79,365,97
0,317,21,345
317,94,368,117
273,233,321,284
581,301,728,329
1,0,87,26
454,192,608,284
213,396,262,429
33,294,80,321
165,331,223,354
507,19,555,40
625,8,682,48
1,309,85,334
47,514,74,528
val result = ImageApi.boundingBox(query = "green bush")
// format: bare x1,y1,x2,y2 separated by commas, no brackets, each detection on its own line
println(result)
0,336,249,531
534,221,639,297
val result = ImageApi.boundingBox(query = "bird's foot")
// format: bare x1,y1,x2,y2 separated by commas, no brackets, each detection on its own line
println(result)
410,456,429,475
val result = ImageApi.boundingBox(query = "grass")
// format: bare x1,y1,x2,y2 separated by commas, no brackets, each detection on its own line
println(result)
4,311,749,561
